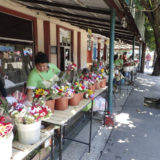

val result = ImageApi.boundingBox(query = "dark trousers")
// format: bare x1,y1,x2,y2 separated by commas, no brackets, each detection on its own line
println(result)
0,78,7,97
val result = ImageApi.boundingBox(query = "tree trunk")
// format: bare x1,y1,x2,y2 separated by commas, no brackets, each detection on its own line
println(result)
152,53,160,76
140,42,146,73
152,51,157,67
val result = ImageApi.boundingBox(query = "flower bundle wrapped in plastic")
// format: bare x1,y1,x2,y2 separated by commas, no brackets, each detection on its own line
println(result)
66,61,77,71
0,116,13,138
9,101,52,124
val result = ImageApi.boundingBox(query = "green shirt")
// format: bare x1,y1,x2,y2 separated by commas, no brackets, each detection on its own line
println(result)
114,59,124,67
27,63,60,89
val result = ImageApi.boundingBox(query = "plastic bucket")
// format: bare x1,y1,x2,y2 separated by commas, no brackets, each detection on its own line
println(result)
16,121,41,145
0,132,13,160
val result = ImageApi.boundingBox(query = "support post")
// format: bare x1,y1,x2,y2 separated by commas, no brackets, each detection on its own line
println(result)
131,36,135,82
132,36,135,60
139,42,142,71
108,9,116,115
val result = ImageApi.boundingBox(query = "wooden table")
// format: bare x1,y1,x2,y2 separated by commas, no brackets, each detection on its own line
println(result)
11,126,55,160
43,87,107,160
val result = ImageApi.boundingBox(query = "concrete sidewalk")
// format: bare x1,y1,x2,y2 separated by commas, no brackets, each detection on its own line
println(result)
55,72,160,160
100,73,160,160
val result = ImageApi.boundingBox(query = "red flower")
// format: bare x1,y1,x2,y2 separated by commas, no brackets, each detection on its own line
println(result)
0,116,5,122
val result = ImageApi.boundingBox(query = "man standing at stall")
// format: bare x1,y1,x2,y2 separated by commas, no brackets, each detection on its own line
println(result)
0,51,7,97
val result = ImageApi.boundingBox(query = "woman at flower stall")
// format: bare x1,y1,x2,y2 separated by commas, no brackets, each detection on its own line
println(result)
26,52,61,103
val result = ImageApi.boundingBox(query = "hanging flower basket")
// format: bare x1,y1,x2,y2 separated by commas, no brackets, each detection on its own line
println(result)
69,93,81,106
0,132,13,160
45,99,55,113
16,121,41,145
55,96,68,110
100,79,107,88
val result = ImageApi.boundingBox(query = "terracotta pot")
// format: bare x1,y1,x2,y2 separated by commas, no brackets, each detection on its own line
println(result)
100,79,107,88
45,99,55,113
69,93,81,106
95,82,100,90
55,97,68,110
88,84,95,93
79,92,84,100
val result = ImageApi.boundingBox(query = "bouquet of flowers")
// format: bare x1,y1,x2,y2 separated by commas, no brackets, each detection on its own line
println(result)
0,116,13,138
66,61,77,71
9,101,52,124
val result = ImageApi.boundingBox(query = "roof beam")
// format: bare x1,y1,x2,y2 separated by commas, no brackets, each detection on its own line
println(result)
47,14,125,30
72,23,133,36
27,6,117,24
80,26,134,39
104,0,123,19
18,0,111,15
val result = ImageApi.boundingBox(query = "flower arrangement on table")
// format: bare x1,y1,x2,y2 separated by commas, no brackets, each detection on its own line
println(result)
66,61,77,71
53,84,74,98
84,89,94,100
33,87,59,102
0,116,13,138
72,82,87,93
9,101,52,124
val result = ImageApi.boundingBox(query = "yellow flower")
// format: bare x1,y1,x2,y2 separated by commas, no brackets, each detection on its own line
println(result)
35,89,45,95
88,89,93,95
79,83,82,87
101,69,104,73
65,86,68,90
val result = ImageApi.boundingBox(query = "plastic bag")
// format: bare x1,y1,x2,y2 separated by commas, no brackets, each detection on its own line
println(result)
93,96,107,112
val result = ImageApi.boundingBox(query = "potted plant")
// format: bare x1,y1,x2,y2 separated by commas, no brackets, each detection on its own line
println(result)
33,88,58,113
69,82,87,106
0,116,14,160
9,101,52,145
54,84,74,110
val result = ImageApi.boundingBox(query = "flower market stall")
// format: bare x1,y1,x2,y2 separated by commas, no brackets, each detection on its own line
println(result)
0,60,109,160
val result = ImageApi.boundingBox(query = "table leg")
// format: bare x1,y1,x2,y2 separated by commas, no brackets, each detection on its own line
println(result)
89,100,93,152
51,135,54,160
104,89,108,125
59,126,63,160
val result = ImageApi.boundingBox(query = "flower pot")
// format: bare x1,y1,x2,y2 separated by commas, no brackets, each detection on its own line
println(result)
16,121,41,145
45,99,55,113
100,79,107,88
55,97,68,110
0,132,13,160
69,93,81,106
95,82,100,90
88,84,95,93
79,92,84,100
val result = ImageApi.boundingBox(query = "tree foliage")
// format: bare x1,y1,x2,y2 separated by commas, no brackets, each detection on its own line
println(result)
133,0,160,75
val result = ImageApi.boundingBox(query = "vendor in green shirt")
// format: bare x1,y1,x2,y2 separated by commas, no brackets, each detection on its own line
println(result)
26,52,60,102
114,55,124,69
